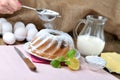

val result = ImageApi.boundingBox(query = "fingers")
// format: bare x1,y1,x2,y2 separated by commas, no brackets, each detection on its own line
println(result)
1,4,14,14
0,0,9,14
9,0,22,11
0,0,22,14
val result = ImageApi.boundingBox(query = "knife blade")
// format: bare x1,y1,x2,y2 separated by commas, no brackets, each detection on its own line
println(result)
14,47,36,71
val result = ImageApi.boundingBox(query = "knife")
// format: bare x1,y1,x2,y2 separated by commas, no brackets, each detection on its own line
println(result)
14,47,36,71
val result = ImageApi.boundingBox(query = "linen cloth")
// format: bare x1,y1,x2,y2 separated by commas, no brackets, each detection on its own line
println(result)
0,45,119,80
0,0,120,38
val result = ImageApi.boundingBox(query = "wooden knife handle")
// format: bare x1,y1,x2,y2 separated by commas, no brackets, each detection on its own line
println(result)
23,58,37,71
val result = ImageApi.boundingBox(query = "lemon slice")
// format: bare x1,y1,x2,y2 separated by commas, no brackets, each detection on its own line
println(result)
67,57,80,70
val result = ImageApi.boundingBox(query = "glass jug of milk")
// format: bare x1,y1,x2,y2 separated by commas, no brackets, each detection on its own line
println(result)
73,15,107,56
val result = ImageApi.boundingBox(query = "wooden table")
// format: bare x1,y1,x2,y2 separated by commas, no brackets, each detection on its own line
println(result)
0,38,120,79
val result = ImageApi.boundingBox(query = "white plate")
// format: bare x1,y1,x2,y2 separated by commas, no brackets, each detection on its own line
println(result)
24,42,81,61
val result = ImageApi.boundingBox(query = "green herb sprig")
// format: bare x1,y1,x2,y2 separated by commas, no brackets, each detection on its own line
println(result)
50,49,76,68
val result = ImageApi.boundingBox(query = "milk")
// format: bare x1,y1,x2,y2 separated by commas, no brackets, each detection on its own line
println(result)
77,35,105,56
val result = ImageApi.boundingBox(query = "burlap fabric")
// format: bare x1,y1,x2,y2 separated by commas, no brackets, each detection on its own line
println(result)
0,0,120,52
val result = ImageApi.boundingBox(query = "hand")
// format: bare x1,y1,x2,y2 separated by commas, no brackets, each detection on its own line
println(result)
0,0,21,14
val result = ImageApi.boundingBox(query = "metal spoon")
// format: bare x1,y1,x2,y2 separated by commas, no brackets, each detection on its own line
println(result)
22,5,60,22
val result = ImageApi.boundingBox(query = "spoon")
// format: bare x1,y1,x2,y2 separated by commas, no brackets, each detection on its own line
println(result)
22,5,60,22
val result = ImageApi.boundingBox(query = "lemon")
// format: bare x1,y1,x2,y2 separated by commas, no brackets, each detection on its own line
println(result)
67,57,80,70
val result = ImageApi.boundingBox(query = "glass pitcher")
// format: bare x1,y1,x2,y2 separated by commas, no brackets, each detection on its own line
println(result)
73,15,107,56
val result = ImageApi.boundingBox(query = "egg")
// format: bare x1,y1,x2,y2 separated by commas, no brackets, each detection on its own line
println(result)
2,22,12,35
26,23,37,31
14,27,27,41
0,24,2,35
14,21,25,31
26,28,38,41
3,32,16,44
0,18,7,23
0,18,7,35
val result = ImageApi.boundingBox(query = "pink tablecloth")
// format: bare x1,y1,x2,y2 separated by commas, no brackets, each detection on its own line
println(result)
0,45,119,80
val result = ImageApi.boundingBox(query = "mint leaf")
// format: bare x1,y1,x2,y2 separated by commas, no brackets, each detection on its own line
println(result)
65,60,70,65
50,49,77,68
66,49,76,59
50,60,61,68
57,56,65,62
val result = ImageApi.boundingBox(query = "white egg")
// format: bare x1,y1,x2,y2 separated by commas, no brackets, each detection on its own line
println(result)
0,18,7,23
0,24,2,35
2,22,12,35
26,28,38,41
14,27,27,41
26,23,37,31
3,32,16,44
0,18,8,35
14,21,25,31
